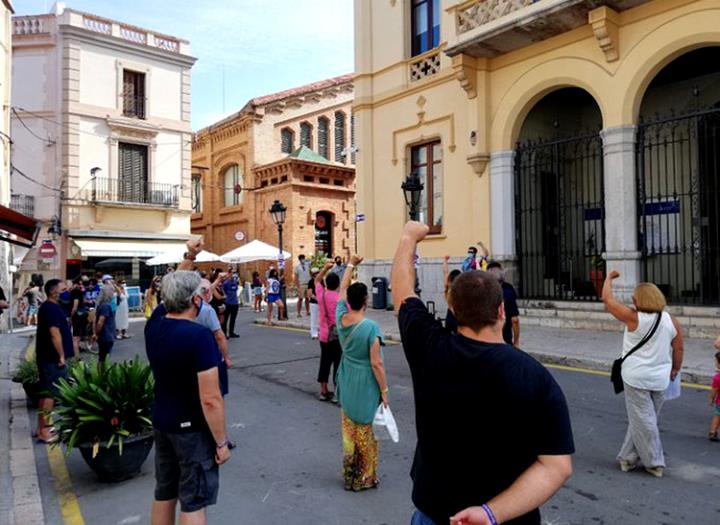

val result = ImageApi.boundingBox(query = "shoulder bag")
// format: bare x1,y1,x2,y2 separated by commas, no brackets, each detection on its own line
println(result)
321,290,339,342
611,312,662,394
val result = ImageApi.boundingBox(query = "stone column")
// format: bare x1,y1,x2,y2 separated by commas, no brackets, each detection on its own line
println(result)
600,125,641,301
489,150,518,283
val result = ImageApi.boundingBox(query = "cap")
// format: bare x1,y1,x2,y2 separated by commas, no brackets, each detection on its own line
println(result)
102,274,113,282
311,267,320,274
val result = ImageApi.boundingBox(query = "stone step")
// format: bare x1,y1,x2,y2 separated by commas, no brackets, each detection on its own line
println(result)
519,303,720,339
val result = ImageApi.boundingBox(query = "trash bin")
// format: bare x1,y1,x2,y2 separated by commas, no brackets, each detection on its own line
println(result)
371,277,388,310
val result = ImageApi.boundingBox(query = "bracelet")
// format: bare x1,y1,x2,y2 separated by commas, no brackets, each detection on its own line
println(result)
381,387,389,394
482,504,498,525
347,263,355,269
216,438,229,449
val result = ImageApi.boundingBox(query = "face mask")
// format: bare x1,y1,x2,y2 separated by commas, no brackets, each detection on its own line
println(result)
468,252,475,257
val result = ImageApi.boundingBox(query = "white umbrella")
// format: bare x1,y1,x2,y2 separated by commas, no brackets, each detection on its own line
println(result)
146,249,220,266
220,240,290,264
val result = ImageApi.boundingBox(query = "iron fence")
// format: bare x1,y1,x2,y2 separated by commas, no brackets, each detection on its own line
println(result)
514,132,605,300
92,177,178,208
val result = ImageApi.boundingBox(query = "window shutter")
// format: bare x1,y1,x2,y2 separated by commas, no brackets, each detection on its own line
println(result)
318,117,329,159
118,143,148,203
281,128,294,154
350,113,356,164
334,112,346,164
300,122,312,149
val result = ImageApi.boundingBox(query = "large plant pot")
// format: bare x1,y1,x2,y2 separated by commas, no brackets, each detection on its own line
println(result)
78,433,154,482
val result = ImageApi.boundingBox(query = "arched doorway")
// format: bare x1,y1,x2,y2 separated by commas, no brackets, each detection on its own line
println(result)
515,88,604,300
314,211,333,256
636,47,720,304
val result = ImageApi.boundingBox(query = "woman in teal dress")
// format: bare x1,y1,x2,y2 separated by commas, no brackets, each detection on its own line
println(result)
335,255,389,491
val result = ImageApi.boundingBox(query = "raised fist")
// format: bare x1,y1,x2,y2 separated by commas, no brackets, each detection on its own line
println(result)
403,221,430,242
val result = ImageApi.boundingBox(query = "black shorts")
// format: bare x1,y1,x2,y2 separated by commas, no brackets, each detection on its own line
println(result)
153,429,219,513
38,361,68,397
72,314,87,337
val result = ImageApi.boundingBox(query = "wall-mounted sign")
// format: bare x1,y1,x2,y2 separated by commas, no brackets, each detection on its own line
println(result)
38,240,57,259
234,231,245,241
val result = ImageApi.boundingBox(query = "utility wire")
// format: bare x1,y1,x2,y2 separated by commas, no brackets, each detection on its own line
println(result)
11,164,62,193
11,108,56,146
12,106,193,146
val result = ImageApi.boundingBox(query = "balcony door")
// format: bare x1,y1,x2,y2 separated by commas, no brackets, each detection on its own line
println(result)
119,142,148,204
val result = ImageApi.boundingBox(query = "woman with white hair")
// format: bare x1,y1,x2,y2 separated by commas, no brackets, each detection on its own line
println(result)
93,284,117,367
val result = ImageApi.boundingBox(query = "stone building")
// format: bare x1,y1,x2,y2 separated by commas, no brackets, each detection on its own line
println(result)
354,0,720,322
191,75,356,283
11,5,195,285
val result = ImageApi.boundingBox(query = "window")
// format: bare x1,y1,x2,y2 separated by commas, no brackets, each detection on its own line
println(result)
334,111,346,164
123,70,146,119
410,141,443,233
191,175,202,213
350,113,356,165
411,0,440,57
281,128,294,154
118,142,148,203
223,164,244,207
300,122,312,149
318,117,329,159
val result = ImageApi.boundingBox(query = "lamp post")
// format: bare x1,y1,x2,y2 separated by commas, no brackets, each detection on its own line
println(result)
269,199,288,320
402,171,424,221
401,173,424,296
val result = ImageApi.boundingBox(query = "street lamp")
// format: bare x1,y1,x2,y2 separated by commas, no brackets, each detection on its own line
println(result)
269,199,288,320
402,171,424,221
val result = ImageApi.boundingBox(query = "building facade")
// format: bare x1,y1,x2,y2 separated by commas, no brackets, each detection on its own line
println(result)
191,75,356,283
0,0,13,331
355,0,720,309
11,5,195,285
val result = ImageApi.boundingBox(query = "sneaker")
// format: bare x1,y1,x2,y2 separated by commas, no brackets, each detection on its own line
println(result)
317,392,331,402
619,460,637,472
331,394,339,405
644,466,664,478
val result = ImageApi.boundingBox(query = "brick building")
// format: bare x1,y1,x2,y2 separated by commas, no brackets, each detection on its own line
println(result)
191,75,356,283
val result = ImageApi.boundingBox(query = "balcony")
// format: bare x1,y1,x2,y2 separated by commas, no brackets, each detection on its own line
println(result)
445,0,650,58
10,194,35,217
91,177,179,209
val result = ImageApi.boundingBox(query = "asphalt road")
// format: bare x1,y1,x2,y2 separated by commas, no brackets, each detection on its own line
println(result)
34,309,720,525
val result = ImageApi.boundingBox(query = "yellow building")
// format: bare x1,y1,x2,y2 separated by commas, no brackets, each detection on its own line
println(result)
354,0,720,312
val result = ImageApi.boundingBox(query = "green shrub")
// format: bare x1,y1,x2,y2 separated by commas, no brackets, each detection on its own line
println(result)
53,357,154,455
12,359,39,384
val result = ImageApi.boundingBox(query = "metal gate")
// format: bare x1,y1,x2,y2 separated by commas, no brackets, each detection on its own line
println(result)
636,106,720,304
514,133,605,300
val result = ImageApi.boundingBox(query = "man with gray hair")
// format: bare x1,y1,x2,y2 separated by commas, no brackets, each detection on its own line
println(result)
145,271,231,525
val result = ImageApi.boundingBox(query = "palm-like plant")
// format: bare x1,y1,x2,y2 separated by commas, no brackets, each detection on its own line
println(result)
53,357,154,456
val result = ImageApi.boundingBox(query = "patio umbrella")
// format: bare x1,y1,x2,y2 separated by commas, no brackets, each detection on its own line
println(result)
219,240,290,264
145,249,221,266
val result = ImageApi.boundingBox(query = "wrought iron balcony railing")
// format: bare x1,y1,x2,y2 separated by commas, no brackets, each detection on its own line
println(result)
91,177,179,208
10,194,35,217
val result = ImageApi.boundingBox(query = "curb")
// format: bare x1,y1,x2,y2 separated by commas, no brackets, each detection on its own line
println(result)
253,319,713,386
8,337,45,525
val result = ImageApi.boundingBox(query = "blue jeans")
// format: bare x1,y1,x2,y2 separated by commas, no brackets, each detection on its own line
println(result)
411,510,437,525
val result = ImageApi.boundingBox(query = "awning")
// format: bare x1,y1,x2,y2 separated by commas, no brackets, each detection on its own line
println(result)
73,239,187,258
0,204,39,247
146,249,220,266
220,240,290,264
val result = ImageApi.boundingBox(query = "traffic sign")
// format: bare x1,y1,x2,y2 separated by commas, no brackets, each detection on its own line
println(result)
38,240,57,259
234,231,245,241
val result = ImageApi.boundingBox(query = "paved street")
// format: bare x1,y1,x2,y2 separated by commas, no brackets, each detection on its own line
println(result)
31,309,720,525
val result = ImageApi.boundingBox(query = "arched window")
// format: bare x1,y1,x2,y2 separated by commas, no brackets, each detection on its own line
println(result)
334,111,346,164
300,122,313,149
281,128,294,154
318,116,329,159
223,164,244,207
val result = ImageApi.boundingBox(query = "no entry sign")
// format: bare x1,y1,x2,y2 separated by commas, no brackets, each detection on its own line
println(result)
39,240,57,259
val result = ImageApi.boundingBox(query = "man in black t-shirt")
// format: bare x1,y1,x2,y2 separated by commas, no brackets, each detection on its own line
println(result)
145,270,231,523
35,279,73,443
487,261,521,347
392,222,574,525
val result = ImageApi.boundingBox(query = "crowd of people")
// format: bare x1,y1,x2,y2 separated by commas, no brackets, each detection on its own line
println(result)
19,227,720,525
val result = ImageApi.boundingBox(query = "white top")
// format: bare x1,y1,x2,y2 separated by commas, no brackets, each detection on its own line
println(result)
294,261,311,283
621,311,677,391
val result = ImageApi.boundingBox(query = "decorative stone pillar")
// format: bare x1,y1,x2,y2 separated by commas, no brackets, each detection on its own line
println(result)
600,125,641,301
489,150,518,284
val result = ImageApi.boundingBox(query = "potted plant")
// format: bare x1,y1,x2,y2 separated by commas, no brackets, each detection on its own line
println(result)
53,357,155,482
590,254,606,299
12,359,42,408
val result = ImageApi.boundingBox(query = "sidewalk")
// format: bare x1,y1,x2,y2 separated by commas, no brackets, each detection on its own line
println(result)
255,307,717,385
0,332,44,525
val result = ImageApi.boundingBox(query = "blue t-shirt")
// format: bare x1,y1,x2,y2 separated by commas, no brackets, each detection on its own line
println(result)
96,303,116,343
222,278,239,306
36,302,74,363
145,317,221,433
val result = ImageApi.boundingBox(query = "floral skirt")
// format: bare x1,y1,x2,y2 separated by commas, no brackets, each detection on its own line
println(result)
341,411,378,491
